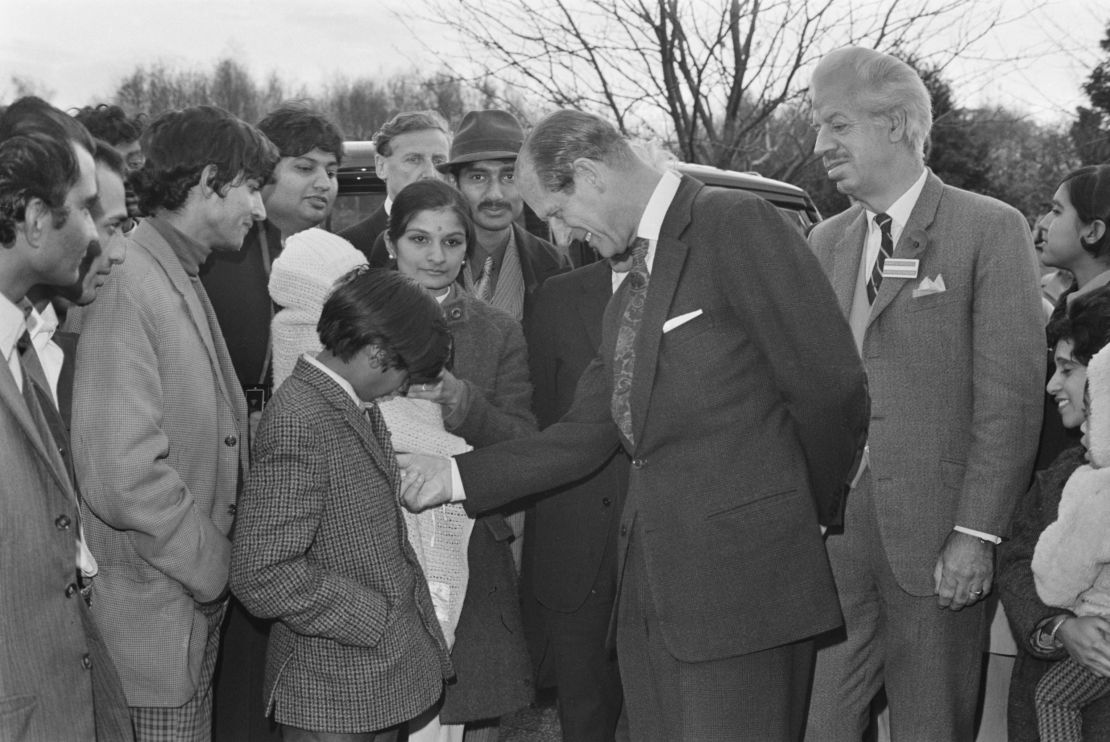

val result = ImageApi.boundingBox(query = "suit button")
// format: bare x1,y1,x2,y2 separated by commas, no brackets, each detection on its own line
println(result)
65,583,78,598
632,458,645,468
602,497,612,507
55,515,72,530
620,524,628,537
224,435,238,447
81,654,92,670
228,503,238,517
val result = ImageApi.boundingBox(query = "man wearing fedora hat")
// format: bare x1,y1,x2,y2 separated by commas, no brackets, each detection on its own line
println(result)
437,109,567,324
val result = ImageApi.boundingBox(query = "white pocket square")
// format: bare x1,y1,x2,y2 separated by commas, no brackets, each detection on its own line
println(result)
912,275,946,299
663,309,703,333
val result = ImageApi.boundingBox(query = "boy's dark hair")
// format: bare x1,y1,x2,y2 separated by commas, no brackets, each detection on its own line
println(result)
1048,287,1110,365
132,105,279,214
93,138,126,178
73,104,145,146
257,101,344,164
318,266,452,384
0,132,78,245
374,110,448,157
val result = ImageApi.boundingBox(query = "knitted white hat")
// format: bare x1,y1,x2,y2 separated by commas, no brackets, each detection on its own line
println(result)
1087,343,1110,468
268,228,367,388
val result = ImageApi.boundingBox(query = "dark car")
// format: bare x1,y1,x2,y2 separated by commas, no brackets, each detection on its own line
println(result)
328,141,822,253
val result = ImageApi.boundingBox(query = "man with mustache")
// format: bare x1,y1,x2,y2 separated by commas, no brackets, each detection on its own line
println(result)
70,105,278,742
436,109,567,324
805,47,1045,740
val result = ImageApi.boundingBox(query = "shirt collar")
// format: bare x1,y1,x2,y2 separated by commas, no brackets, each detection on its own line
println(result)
384,196,393,215
147,216,212,276
633,169,682,273
1069,269,1110,305
865,168,928,238
26,302,59,346
0,293,26,365
303,352,361,407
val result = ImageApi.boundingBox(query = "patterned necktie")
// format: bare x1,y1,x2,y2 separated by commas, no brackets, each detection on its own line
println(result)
611,238,650,446
868,213,894,304
473,255,495,303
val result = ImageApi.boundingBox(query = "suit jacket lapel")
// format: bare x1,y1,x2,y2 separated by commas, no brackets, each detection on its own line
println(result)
0,360,73,494
295,359,398,491
868,173,941,324
830,210,867,316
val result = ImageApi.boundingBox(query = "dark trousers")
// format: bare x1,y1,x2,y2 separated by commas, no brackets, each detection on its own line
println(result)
616,528,814,741
280,723,399,742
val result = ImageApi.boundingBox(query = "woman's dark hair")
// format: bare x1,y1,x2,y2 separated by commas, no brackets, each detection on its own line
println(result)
257,101,344,164
1058,164,1110,260
73,104,145,146
386,179,476,259
132,105,279,214
318,266,452,385
1048,286,1110,365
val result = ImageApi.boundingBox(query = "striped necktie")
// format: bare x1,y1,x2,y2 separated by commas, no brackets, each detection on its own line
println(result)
473,255,495,303
868,212,894,304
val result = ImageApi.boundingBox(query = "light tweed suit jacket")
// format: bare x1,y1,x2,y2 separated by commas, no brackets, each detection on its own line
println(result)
71,218,248,706
230,357,453,733
809,170,1045,594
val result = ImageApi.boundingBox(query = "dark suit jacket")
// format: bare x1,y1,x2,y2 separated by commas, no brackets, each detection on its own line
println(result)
339,204,389,268
201,220,284,389
230,358,452,733
456,177,870,662
522,261,628,613
810,171,1045,594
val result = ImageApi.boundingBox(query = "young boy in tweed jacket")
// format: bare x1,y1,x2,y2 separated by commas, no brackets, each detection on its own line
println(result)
230,268,454,741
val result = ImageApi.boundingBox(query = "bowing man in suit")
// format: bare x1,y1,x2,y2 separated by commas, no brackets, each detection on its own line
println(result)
230,268,455,741
399,109,870,741
0,98,132,741
805,47,1046,741
70,106,279,742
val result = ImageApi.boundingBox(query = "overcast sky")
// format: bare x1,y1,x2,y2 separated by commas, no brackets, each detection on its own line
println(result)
2,0,1107,125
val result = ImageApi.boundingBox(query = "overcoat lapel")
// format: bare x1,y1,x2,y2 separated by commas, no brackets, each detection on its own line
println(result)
135,223,244,425
868,172,942,325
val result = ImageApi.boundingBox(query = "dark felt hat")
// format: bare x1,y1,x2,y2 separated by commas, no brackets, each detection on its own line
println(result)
437,109,524,173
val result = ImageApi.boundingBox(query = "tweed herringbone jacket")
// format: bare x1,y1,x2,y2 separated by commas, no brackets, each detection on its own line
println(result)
230,358,453,733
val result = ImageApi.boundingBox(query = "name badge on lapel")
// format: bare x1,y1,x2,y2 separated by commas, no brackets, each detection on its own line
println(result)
881,258,919,280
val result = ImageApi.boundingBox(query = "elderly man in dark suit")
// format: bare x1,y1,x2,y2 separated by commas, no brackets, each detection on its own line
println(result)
71,106,278,741
805,47,1046,741
399,109,870,741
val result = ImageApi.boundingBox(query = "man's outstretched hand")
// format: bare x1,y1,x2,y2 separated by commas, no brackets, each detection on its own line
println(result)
398,453,454,512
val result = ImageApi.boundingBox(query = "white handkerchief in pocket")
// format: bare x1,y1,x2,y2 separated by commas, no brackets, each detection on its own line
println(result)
663,309,703,333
